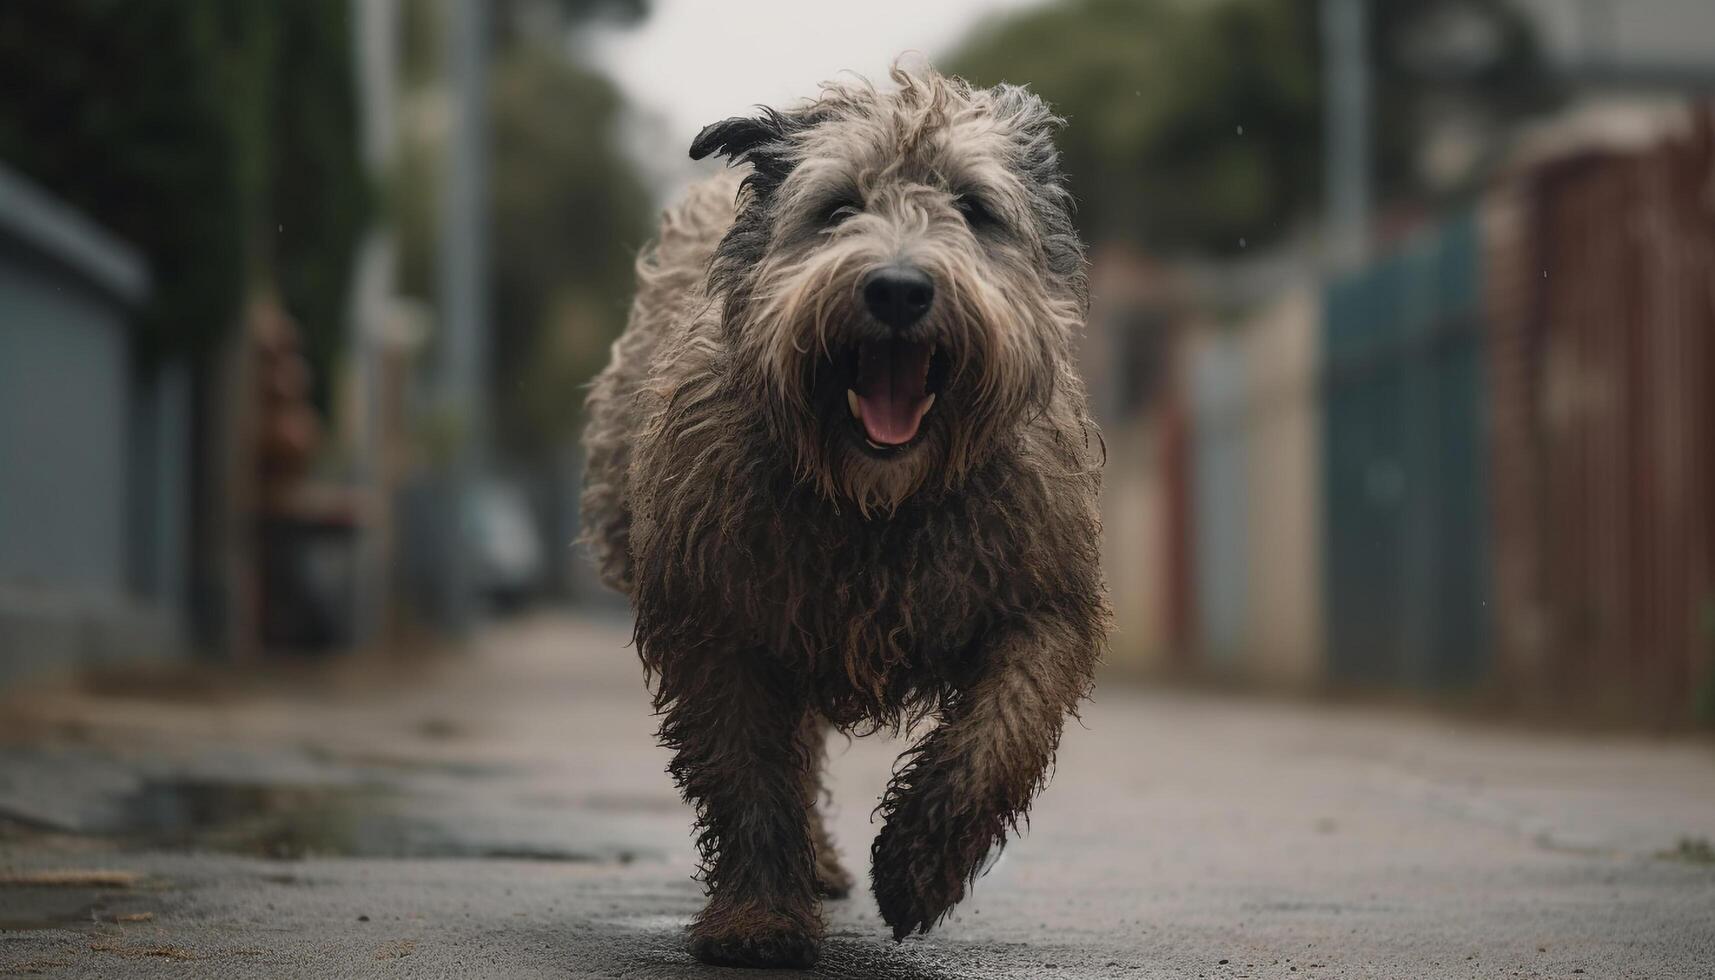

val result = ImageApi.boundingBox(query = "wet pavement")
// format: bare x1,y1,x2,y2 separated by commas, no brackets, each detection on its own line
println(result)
1,611,1713,978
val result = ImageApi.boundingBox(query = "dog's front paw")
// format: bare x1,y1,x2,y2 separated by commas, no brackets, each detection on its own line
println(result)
689,902,820,969
870,819,967,941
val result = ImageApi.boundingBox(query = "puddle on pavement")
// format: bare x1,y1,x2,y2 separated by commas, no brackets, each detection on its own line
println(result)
301,744,511,779
109,779,658,864
0,887,154,932
122,780,394,860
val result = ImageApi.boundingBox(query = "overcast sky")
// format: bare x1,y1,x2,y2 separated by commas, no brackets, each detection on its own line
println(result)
584,0,1044,196
589,0,1715,143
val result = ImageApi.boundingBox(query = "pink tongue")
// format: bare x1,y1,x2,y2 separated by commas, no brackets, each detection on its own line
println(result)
855,340,933,446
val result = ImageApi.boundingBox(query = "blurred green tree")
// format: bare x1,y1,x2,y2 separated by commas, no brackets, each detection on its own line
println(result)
266,3,372,408
394,0,652,456
945,0,1558,255
487,50,653,456
0,2,369,402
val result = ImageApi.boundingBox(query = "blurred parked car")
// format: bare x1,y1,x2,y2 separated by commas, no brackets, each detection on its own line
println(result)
467,479,545,611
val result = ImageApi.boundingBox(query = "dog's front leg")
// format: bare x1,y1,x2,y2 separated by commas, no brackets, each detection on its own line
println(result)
871,619,1097,939
657,650,821,968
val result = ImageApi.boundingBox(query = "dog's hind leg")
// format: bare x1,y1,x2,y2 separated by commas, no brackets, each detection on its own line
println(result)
658,650,823,968
869,616,1099,940
799,715,855,900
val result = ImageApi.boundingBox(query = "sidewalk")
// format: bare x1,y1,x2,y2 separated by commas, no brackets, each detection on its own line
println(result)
2,611,1712,978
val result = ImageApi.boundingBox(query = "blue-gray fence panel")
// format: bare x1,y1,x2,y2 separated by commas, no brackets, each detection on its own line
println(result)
1321,213,1492,689
1191,332,1249,664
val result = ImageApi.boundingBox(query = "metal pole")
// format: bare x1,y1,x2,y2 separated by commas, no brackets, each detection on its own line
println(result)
1321,0,1370,269
437,0,489,633
350,0,399,649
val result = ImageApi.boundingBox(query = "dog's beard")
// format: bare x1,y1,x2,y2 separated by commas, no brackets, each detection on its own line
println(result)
733,238,1073,516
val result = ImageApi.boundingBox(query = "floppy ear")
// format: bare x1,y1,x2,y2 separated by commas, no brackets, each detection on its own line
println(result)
689,112,784,163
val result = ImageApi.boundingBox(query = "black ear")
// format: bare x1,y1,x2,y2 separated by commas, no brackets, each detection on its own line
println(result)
689,112,783,163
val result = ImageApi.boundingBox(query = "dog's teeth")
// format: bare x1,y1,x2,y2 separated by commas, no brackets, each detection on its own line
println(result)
923,393,936,411
847,388,861,419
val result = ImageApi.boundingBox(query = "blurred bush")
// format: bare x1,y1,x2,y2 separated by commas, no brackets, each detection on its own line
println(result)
0,1,369,403
394,0,653,458
946,0,1560,256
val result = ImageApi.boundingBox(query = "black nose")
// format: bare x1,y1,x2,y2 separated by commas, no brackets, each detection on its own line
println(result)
862,265,934,330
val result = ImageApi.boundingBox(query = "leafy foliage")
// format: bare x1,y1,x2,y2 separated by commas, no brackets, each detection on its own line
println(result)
0,2,249,362
488,51,653,453
395,0,653,454
0,1,370,402
945,0,1558,255
266,4,372,406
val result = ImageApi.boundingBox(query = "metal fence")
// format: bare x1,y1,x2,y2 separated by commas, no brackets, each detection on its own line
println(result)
1157,106,1715,723
1321,212,1493,690
1484,110,1715,720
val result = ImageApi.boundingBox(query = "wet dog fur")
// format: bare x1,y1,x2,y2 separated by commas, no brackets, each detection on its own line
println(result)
581,63,1109,969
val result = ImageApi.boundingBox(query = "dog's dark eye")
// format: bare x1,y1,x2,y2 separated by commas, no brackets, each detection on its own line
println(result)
954,194,998,229
820,200,861,228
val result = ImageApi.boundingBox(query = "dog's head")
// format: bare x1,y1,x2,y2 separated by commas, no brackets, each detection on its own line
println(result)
693,64,1087,514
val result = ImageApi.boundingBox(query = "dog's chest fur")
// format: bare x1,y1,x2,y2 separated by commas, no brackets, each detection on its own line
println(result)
629,434,1089,725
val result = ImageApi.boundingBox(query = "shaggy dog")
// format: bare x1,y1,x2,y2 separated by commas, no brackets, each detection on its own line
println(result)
581,64,1109,969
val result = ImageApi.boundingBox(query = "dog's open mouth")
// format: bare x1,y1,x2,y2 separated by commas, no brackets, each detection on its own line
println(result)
844,339,943,449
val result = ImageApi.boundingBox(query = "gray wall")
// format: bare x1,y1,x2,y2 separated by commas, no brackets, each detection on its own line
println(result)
0,163,181,685
1514,0,1715,71
128,362,190,610
0,242,131,594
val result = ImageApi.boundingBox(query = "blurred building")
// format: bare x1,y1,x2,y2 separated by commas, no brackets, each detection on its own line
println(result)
1092,99,1715,725
1517,0,1715,90
0,164,186,685
1083,246,1191,673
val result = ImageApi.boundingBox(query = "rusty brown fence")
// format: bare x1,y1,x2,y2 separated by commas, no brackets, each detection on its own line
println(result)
1484,108,1715,723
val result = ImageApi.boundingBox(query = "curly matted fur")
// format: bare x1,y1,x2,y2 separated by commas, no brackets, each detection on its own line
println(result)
581,63,1109,969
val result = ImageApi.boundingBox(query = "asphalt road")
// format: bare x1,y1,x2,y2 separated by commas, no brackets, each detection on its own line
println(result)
2,611,1712,979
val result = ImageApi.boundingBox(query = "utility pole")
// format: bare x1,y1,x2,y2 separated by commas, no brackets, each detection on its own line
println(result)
350,0,399,649
435,0,490,633
1321,0,1371,269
